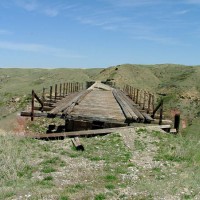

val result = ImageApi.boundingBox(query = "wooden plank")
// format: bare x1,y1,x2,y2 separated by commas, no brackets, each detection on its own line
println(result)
34,106,54,111
116,89,145,121
50,92,79,114
141,112,154,123
31,90,34,121
66,114,126,124
71,137,84,151
112,89,137,121
21,111,62,118
27,124,171,139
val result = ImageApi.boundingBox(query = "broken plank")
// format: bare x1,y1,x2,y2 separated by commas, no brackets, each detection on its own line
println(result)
71,137,84,151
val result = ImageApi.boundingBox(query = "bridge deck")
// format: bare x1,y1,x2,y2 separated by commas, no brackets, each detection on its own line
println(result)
70,89,125,123
21,81,157,133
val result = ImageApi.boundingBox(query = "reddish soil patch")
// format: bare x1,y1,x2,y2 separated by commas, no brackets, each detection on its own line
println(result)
13,116,28,135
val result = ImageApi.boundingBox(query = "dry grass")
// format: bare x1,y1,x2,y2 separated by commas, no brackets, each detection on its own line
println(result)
1,126,200,199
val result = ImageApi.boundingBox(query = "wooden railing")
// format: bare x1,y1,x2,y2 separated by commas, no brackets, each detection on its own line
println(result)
123,85,155,114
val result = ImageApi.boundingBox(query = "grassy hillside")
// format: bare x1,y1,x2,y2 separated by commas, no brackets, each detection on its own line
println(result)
1,64,200,128
1,125,200,199
0,68,102,124
95,64,200,122
94,64,160,91
1,64,200,199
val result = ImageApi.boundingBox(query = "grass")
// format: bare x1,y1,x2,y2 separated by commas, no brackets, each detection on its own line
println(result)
1,64,200,199
1,124,200,199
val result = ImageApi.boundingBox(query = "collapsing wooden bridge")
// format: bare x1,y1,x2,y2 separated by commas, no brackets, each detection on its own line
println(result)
21,81,173,138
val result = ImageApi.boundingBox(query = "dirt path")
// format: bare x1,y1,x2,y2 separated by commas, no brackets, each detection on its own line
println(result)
120,127,162,169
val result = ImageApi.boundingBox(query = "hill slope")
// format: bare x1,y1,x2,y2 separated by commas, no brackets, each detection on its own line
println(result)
0,64,200,129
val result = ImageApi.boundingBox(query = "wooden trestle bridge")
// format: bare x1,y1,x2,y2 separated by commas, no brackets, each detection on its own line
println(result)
21,81,172,139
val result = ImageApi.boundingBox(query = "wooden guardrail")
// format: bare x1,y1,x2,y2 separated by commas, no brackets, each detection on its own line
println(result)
123,85,155,114
42,82,84,102
123,84,165,125
30,82,84,121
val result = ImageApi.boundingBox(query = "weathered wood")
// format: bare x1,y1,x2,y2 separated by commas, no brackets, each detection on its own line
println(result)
60,83,62,97
21,111,60,118
63,83,66,96
113,89,138,122
136,89,139,104
31,90,34,121
66,82,68,94
151,94,155,113
55,84,57,101
42,87,46,101
151,119,173,125
50,92,79,114
27,125,171,139
50,89,91,115
174,114,180,133
114,89,145,120
63,90,92,115
50,86,53,101
133,88,136,101
71,137,84,151
141,112,154,123
34,106,54,111
34,91,44,107
159,100,163,125
142,91,146,110
151,99,163,119
147,93,151,114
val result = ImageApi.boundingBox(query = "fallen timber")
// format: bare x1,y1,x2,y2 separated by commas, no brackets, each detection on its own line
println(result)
21,81,174,133
27,125,172,140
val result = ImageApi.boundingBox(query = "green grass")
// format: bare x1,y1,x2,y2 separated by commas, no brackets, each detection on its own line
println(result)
1,64,200,199
1,125,200,199
94,193,106,200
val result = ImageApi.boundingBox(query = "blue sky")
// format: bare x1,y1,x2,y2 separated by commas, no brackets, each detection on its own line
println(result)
0,0,200,68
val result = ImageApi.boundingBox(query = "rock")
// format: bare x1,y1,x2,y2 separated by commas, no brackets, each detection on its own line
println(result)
15,97,20,102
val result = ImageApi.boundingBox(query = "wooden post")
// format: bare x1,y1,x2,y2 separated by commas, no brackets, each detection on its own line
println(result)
63,83,66,96
151,94,155,113
66,83,68,94
81,83,84,90
71,137,84,151
174,114,180,133
50,86,52,102
70,82,73,93
159,100,163,125
130,87,133,99
31,90,34,121
133,88,136,101
139,90,142,106
147,93,151,114
55,84,57,101
128,85,131,96
59,83,62,97
143,91,146,110
73,83,75,92
136,89,139,104
42,87,45,101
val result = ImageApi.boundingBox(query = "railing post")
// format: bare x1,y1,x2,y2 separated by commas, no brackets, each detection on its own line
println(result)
50,86,52,102
60,83,62,97
66,83,68,94
147,93,151,114
174,114,180,133
55,84,57,101
151,94,155,113
159,100,164,125
42,87,46,101
31,90,34,121
63,83,66,96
